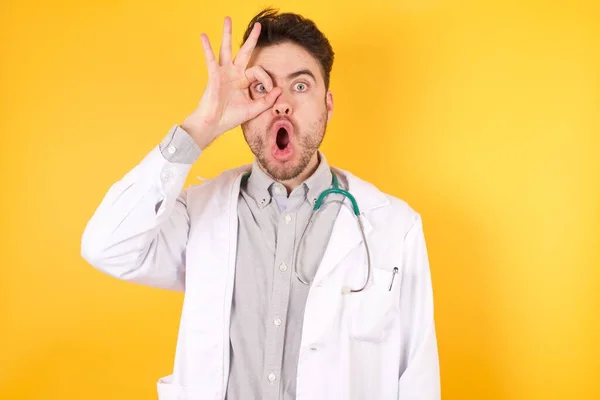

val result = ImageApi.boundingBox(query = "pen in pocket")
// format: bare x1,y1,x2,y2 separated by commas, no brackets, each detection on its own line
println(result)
388,267,399,291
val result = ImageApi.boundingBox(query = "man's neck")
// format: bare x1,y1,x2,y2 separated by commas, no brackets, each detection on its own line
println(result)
283,152,320,193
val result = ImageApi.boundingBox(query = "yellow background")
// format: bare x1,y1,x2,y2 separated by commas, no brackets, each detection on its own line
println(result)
1,0,598,398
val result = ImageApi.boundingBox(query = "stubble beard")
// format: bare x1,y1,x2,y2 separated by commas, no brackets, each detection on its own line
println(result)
242,110,328,182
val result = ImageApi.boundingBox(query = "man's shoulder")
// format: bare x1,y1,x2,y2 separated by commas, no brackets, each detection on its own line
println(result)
185,164,250,198
336,166,420,228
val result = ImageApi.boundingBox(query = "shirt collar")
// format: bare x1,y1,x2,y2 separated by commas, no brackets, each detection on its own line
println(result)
244,151,334,209
304,151,333,207
245,158,275,209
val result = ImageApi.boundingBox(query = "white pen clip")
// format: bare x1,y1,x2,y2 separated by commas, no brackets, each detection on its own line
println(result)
388,267,399,291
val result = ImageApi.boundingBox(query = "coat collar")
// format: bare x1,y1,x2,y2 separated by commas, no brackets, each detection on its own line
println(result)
226,163,390,215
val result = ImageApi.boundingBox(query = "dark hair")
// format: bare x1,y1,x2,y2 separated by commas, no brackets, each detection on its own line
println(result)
241,8,335,90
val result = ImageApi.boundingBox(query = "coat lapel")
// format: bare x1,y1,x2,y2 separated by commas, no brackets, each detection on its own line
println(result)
311,169,388,286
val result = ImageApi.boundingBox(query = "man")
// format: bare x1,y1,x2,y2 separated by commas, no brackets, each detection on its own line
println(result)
81,8,440,400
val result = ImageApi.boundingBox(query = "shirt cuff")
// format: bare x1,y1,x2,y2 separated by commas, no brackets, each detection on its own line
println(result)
159,125,202,164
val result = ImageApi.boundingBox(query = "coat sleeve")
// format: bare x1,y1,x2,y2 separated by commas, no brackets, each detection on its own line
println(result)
81,128,197,291
397,213,441,399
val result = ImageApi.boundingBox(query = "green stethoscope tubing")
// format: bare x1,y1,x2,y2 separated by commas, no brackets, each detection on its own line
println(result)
241,169,371,293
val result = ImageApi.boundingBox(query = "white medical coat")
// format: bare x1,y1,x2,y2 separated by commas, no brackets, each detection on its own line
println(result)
81,145,440,399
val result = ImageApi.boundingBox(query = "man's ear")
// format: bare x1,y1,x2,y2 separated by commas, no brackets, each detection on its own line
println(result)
326,90,334,122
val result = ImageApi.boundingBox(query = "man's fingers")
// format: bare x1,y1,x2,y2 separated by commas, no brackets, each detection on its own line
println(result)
219,16,232,65
245,66,279,118
201,33,218,72
248,87,282,118
245,65,273,91
234,22,261,69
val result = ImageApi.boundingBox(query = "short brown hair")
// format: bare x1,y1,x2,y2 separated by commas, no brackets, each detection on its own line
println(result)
241,8,335,90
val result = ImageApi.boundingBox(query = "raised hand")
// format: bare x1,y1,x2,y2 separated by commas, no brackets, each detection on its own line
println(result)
181,17,282,150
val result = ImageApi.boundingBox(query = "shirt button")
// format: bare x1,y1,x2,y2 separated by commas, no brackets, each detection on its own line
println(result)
274,186,282,195
274,317,282,326
279,263,288,272
284,214,292,224
167,145,177,154
268,372,276,382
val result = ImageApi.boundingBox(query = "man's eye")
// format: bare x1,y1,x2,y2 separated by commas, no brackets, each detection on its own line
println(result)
295,83,307,91
256,84,267,92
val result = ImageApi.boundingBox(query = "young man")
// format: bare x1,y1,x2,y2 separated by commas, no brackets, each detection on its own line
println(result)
81,8,440,400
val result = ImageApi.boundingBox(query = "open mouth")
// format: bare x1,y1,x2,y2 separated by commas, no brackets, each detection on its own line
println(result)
276,127,290,150
271,120,294,161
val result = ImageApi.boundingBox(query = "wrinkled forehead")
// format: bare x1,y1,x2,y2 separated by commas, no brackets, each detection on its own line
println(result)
247,42,325,86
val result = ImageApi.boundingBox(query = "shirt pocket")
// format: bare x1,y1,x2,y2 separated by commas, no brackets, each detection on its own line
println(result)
347,266,402,343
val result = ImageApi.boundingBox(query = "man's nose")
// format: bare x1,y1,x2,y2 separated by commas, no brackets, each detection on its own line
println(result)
273,97,292,116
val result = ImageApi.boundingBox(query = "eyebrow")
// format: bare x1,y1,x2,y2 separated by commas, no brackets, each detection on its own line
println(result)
264,68,317,83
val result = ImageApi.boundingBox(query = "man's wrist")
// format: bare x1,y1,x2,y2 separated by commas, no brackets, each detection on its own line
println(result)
159,125,202,164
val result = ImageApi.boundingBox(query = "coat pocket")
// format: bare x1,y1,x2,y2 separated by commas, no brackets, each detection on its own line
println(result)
157,374,184,400
348,266,401,343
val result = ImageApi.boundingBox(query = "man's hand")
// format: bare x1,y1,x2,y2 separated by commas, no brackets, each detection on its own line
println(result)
181,17,281,150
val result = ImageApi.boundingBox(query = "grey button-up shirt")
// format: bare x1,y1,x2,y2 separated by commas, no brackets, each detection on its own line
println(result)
159,125,342,400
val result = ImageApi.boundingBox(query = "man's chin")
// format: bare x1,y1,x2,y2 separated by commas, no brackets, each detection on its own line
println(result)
254,151,301,180
262,160,301,182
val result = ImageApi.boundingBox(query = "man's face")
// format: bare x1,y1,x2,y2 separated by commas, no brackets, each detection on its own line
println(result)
241,41,334,182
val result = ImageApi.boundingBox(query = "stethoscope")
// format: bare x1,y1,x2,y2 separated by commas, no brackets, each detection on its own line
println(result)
241,169,371,294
